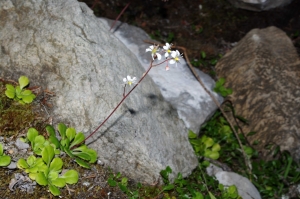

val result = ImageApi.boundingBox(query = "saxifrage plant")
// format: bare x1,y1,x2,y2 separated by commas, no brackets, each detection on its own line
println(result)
17,145,78,196
46,123,97,169
5,76,36,104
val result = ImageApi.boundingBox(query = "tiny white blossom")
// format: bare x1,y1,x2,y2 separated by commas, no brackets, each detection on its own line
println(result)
146,45,162,60
123,75,137,86
163,43,172,58
169,50,182,66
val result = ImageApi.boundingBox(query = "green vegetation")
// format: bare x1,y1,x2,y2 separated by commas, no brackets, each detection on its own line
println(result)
0,143,11,166
213,77,233,97
5,76,36,104
17,145,78,196
46,123,97,169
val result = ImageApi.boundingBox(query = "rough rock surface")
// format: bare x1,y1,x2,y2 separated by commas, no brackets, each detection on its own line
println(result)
0,0,198,183
227,0,293,11
99,18,223,134
215,26,300,160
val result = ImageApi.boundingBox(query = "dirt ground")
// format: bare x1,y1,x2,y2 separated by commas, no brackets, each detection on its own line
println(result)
79,0,300,75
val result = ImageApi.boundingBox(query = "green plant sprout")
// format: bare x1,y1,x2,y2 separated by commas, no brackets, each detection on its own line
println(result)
213,77,233,97
189,130,221,160
17,145,78,196
107,172,141,199
0,143,11,167
5,76,36,104
46,123,97,169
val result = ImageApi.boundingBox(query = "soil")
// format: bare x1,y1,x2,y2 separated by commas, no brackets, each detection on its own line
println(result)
79,0,300,76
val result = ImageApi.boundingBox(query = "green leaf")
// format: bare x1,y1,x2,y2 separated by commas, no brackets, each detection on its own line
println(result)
208,191,217,199
49,184,60,196
19,76,30,90
201,51,206,59
188,130,197,139
0,155,11,166
48,171,59,181
27,128,39,143
203,137,214,148
51,178,66,188
108,178,117,187
22,94,35,103
72,151,91,161
42,145,55,166
118,183,128,193
57,123,67,138
5,84,15,99
17,158,29,169
46,125,56,137
61,170,79,184
70,132,85,148
212,143,221,152
64,147,75,158
49,136,60,149
75,158,90,169
26,155,36,166
162,184,174,191
36,172,48,186
66,128,76,142
192,192,204,199
49,157,63,172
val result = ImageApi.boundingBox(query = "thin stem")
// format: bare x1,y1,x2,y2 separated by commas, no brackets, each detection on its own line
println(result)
110,2,131,31
72,60,154,149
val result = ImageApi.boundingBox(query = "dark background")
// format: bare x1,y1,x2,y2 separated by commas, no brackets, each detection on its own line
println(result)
79,0,300,74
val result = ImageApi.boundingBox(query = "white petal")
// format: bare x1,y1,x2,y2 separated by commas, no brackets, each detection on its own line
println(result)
123,78,127,83
169,59,175,64
164,52,169,57
127,75,131,80
156,53,162,60
171,51,177,58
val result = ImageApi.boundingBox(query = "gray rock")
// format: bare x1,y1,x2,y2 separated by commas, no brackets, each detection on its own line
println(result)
0,0,197,183
227,0,293,11
215,26,300,160
206,164,261,199
15,139,30,150
99,18,223,135
216,171,261,199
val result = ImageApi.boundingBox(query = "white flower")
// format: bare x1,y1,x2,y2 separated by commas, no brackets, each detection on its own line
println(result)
123,75,137,86
146,45,161,60
169,50,182,66
163,43,172,58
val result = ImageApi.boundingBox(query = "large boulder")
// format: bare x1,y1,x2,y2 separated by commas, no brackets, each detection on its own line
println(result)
215,26,300,159
0,0,198,183
227,0,294,11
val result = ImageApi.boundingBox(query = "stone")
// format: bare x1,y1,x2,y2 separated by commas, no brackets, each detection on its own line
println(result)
206,164,261,199
99,18,223,134
215,26,300,160
227,0,293,11
0,0,198,183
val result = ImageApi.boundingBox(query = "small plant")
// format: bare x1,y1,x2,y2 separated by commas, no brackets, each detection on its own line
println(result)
46,123,97,169
0,143,11,166
107,171,141,199
17,145,79,196
213,77,232,97
189,130,221,160
218,184,240,199
5,76,36,104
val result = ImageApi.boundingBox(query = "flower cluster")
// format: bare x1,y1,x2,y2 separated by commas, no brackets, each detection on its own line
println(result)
146,43,183,70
